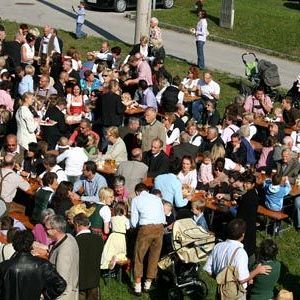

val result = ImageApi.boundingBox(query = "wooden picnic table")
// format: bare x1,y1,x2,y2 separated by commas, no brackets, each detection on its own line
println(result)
183,94,200,103
25,177,41,196
124,106,145,116
253,118,293,135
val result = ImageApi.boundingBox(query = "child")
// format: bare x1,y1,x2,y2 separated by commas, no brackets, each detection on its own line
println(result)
100,202,129,270
83,104,93,121
72,1,87,39
55,136,70,155
191,199,208,231
85,135,98,156
273,107,283,123
163,200,175,230
263,175,291,211
18,64,34,95
198,151,214,185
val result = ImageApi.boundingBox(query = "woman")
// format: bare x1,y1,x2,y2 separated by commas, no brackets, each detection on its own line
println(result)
209,158,229,193
193,10,208,70
101,126,128,163
50,181,75,217
80,70,101,96
66,84,88,116
21,33,37,66
163,112,180,155
290,118,300,152
125,35,151,63
181,66,200,96
20,142,44,177
249,239,281,300
177,155,198,189
15,92,38,150
201,100,220,126
113,175,129,204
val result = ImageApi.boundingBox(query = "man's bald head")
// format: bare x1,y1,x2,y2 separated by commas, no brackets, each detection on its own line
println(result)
2,154,15,168
5,134,18,153
131,148,143,161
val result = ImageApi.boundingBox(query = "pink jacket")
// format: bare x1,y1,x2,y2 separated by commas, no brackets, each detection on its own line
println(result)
199,163,214,185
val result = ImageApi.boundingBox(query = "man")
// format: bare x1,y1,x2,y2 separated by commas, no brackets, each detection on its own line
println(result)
282,96,300,127
125,53,153,87
140,107,166,152
169,132,199,173
118,117,141,157
43,97,69,149
131,183,165,295
39,154,67,184
74,213,103,300
199,126,224,153
117,148,148,196
193,72,220,122
92,41,113,67
63,59,80,83
0,230,66,300
221,114,240,144
0,134,25,167
143,138,170,178
203,219,271,300
244,87,272,116
36,74,57,97
201,99,220,126
154,173,189,208
0,155,30,213
151,58,172,90
225,133,247,165
73,161,107,203
47,215,79,300
2,32,24,68
54,71,69,97
273,135,298,162
69,118,100,147
38,25,61,65
276,148,300,184
157,76,183,113
138,79,157,109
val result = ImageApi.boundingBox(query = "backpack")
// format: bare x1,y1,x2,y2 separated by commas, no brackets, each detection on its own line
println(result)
216,247,246,300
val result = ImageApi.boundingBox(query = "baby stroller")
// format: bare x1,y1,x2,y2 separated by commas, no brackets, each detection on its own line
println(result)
240,52,281,101
158,218,215,300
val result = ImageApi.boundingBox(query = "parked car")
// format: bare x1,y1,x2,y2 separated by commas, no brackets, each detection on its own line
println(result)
84,0,174,13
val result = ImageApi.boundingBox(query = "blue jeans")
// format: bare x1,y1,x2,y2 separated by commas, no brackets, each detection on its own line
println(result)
192,99,204,123
76,22,86,38
196,40,205,69
295,196,300,228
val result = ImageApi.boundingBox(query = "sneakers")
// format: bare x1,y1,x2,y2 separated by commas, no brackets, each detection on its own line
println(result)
129,283,142,297
144,280,152,293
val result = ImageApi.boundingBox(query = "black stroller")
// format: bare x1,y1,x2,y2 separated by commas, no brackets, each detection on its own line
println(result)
240,52,281,101
158,218,215,300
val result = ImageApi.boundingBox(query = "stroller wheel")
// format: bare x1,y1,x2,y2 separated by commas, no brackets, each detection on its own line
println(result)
168,287,184,300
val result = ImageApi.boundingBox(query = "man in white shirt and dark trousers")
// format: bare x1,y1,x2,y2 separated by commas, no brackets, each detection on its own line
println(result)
72,1,87,39
131,183,165,296
203,219,272,299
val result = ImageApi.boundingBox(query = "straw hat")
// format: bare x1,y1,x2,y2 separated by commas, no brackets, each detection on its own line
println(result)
66,203,95,219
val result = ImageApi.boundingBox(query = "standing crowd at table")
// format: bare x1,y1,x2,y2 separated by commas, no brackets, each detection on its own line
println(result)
0,20,300,300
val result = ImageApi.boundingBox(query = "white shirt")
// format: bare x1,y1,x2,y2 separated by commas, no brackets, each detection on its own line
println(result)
221,124,240,144
99,205,111,223
181,78,199,97
177,169,198,189
249,123,257,140
195,18,208,42
39,165,67,184
203,239,249,287
189,133,202,147
197,79,220,100
224,158,238,171
166,124,180,145
57,147,88,176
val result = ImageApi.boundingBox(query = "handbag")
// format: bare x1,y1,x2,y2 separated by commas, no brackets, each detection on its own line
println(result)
216,247,246,300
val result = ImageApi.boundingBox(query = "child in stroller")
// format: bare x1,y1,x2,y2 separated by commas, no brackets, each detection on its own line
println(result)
158,217,215,299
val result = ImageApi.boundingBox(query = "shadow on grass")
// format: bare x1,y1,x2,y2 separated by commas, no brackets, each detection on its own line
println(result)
283,2,300,10
207,14,220,26
36,0,123,42
279,262,300,298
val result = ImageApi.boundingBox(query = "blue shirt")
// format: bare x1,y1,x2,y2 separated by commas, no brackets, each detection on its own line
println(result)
140,88,157,109
74,6,86,24
154,173,188,208
131,191,165,227
18,75,34,95
73,173,107,203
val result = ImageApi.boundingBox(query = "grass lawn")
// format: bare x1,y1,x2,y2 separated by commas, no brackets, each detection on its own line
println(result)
2,19,299,300
153,0,300,57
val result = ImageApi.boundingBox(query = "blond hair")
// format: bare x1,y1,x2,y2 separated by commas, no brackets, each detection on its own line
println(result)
192,199,206,211
25,64,35,76
99,187,114,203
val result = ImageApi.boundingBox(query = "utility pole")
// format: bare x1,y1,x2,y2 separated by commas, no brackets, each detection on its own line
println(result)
134,0,152,44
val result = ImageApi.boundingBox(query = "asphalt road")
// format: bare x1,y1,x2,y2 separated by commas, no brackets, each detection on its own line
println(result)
1,0,299,88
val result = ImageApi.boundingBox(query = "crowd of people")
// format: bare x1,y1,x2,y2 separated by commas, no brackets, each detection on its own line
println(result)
0,13,299,300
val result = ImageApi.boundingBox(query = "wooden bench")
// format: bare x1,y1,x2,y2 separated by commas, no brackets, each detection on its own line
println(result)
257,205,289,236
9,211,34,230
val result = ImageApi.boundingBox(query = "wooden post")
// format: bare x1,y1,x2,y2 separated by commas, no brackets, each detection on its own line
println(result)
220,0,234,29
134,0,152,44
